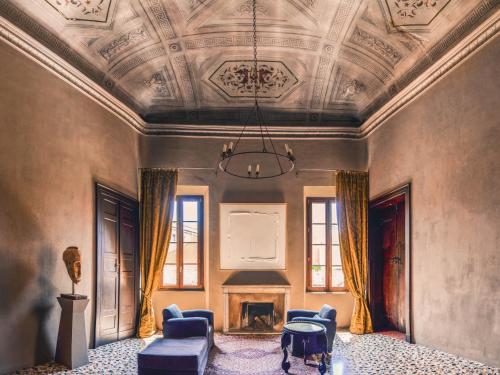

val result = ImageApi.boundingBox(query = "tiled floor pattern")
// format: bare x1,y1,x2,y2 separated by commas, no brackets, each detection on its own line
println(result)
13,332,499,374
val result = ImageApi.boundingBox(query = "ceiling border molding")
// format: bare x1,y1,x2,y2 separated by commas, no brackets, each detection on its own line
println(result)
0,8,498,140
142,124,360,139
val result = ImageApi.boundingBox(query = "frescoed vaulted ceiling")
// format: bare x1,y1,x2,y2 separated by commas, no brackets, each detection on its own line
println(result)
0,0,497,131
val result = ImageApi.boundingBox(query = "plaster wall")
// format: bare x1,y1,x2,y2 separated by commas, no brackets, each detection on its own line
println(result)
0,40,140,374
141,137,366,332
367,35,500,366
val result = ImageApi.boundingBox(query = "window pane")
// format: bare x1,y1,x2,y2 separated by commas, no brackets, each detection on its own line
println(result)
312,245,326,265
163,264,177,285
312,224,326,244
170,222,177,243
331,224,339,245
183,222,198,243
183,201,198,222
311,265,326,287
311,203,326,224
183,265,198,286
166,243,177,263
183,243,198,263
332,245,341,266
172,201,178,221
331,201,337,224
332,266,344,288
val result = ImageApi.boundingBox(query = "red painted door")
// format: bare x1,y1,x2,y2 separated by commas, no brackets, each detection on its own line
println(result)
379,201,405,332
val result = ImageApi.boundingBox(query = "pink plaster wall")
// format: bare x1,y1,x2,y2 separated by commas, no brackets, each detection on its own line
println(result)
0,40,140,373
367,36,500,367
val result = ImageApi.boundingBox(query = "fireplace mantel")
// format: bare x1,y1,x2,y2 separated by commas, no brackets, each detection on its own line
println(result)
222,272,290,334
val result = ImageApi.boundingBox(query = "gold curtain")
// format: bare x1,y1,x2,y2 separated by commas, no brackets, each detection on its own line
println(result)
137,169,178,338
336,170,373,334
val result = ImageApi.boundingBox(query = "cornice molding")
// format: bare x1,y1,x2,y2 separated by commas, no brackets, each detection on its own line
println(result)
0,9,498,140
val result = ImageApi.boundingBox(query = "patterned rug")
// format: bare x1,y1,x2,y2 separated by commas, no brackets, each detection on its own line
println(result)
13,332,499,374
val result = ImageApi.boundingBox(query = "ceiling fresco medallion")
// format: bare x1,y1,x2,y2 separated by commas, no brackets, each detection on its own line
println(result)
386,0,451,26
340,79,366,100
144,70,172,98
209,60,299,99
44,0,112,23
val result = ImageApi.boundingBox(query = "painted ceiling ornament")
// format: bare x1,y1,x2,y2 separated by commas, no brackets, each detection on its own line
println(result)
99,27,149,61
213,61,298,99
45,0,112,22
144,71,171,97
341,79,365,100
394,0,438,18
235,0,268,17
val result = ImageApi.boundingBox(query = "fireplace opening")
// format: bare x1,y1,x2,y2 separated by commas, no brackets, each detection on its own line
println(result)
240,302,274,332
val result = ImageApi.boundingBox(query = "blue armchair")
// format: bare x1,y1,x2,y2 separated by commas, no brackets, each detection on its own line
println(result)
287,304,337,356
163,304,214,349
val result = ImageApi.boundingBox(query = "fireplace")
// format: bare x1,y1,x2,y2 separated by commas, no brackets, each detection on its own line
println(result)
222,271,290,334
241,302,274,332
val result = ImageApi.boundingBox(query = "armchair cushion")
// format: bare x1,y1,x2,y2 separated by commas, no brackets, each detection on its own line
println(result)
183,309,214,326
292,316,331,326
164,304,183,321
287,309,317,322
138,337,208,374
318,304,337,321
163,317,208,339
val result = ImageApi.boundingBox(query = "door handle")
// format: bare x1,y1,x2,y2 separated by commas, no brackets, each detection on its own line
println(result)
389,256,402,265
114,258,119,272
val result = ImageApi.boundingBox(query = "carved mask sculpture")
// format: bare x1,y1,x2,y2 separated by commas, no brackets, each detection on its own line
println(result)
63,246,82,285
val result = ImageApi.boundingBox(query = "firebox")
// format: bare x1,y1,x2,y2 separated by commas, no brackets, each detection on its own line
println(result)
240,302,274,332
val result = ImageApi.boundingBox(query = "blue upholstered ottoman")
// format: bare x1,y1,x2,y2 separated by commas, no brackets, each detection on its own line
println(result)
137,337,209,375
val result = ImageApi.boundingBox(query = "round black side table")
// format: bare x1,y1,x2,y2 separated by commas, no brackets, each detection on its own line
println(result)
281,321,328,374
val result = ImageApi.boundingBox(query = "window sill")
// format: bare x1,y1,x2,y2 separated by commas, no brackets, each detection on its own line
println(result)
158,288,205,292
306,290,349,295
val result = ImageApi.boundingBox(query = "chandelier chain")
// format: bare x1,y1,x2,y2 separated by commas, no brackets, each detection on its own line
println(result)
217,0,295,179
252,0,266,151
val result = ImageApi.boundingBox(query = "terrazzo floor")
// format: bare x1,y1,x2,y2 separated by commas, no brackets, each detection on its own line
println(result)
13,332,499,375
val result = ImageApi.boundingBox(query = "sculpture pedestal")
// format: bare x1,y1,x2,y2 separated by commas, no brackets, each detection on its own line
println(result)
55,296,89,369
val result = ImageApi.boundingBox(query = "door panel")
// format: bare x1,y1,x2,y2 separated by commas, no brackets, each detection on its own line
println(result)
119,204,138,338
95,184,139,347
97,197,119,343
382,210,399,329
396,202,406,331
369,196,406,333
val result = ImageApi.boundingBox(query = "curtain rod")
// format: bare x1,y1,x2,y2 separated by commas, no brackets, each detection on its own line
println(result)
138,167,343,173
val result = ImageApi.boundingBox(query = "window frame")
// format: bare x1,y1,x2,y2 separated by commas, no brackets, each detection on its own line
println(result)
306,197,347,292
161,195,204,291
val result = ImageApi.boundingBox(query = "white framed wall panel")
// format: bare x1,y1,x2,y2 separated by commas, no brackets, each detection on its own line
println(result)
220,203,286,270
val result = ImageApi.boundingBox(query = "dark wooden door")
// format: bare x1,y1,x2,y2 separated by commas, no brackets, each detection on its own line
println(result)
369,185,411,340
380,202,405,331
95,184,139,347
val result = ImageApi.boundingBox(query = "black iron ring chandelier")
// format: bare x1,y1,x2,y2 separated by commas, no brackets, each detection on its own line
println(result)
218,0,296,179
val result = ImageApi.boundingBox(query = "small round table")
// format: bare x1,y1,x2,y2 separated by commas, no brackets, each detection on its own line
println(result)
281,321,328,374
